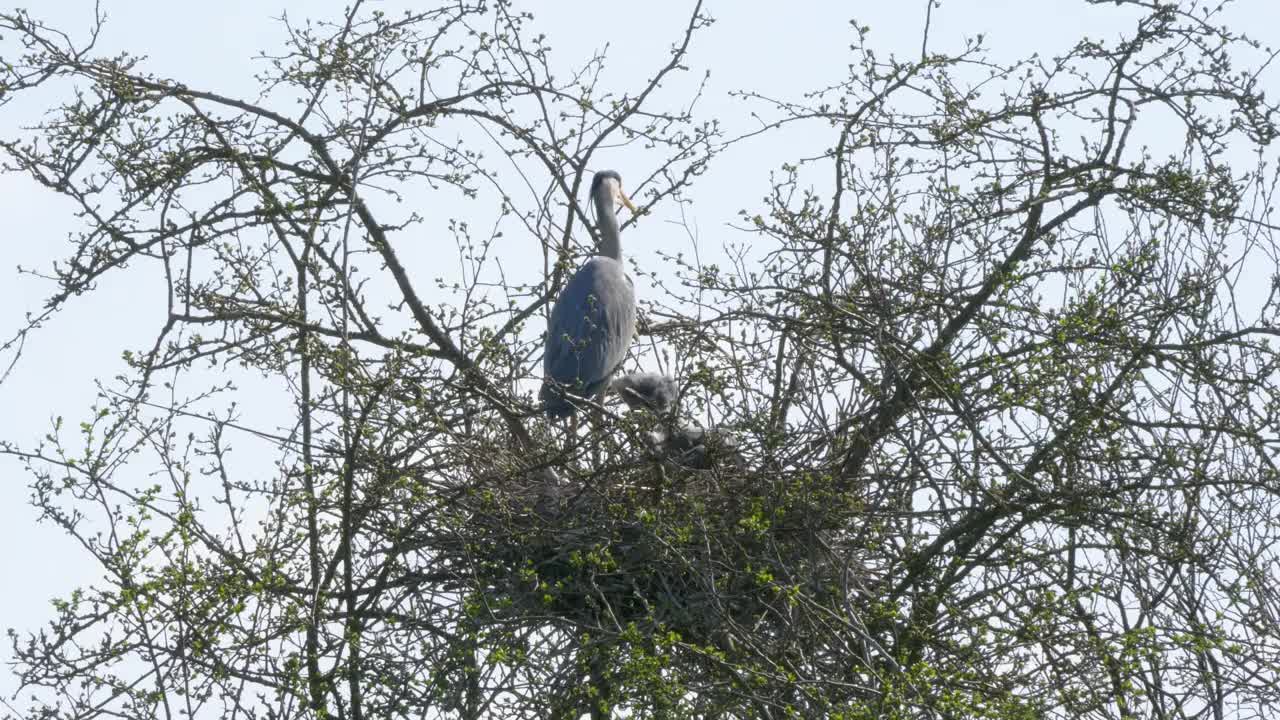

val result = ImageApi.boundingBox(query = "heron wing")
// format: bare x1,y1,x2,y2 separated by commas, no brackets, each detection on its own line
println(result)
543,257,636,398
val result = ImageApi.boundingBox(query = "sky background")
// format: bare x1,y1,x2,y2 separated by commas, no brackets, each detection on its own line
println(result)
1,0,1277,704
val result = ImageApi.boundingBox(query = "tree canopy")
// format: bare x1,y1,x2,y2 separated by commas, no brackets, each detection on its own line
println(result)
2,1,1280,718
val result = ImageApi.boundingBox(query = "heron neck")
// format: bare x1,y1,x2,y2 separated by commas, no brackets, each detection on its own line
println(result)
594,191,622,261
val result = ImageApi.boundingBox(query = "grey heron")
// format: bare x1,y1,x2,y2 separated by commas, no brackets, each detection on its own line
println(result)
647,427,744,471
540,170,638,418
610,372,678,415
610,371,745,471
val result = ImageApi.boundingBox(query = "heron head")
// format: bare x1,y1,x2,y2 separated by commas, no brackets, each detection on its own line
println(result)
590,169,637,213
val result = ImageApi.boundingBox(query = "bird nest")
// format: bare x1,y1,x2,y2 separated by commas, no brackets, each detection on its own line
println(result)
429,438,868,651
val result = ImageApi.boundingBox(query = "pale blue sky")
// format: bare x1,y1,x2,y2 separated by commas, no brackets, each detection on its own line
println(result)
1,0,1276,705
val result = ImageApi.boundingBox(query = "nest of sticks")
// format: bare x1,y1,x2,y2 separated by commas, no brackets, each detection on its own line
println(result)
424,426,871,652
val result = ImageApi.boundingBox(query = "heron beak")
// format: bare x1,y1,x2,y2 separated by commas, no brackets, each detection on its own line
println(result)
618,188,638,213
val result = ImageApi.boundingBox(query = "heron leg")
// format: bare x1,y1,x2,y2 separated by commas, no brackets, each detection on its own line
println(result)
649,453,668,505
588,406,603,469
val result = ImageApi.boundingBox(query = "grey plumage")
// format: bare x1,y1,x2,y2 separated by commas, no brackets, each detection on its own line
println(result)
610,372,678,414
612,371,743,470
647,427,744,471
540,170,638,418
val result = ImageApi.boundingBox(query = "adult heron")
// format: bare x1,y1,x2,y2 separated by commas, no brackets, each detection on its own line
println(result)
540,170,638,418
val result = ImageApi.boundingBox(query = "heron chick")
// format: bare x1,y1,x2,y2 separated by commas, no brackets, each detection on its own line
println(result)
648,427,745,471
610,372,678,415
